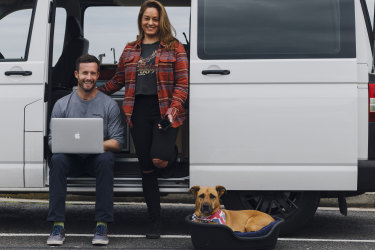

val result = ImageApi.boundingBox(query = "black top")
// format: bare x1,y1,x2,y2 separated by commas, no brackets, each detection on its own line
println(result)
135,42,159,95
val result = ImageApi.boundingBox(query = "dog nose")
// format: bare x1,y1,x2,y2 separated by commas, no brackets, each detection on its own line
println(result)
201,203,212,213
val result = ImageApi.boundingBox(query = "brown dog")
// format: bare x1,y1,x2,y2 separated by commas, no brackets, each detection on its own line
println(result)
190,185,275,232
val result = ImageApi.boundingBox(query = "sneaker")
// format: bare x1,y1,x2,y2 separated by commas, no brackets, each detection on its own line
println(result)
146,218,161,239
92,224,109,245
47,225,65,245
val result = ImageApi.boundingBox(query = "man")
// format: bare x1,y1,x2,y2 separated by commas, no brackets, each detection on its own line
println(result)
47,54,124,246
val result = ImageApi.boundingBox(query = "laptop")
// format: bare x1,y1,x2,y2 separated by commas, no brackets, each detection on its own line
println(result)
51,118,104,154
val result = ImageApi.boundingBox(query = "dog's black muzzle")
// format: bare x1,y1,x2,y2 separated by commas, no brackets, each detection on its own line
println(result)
201,203,213,214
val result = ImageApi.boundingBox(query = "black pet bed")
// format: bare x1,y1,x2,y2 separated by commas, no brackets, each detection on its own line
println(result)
185,215,284,250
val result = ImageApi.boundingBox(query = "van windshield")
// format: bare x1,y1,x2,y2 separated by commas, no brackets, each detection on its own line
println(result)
198,0,355,59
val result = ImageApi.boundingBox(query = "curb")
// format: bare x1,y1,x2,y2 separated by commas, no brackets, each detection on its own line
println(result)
319,192,375,208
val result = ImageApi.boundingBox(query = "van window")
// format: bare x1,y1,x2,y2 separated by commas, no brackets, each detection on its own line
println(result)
198,0,355,59
52,8,67,66
0,0,36,61
84,6,190,64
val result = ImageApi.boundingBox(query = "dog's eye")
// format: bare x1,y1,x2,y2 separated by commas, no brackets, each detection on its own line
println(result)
209,194,215,199
199,194,204,199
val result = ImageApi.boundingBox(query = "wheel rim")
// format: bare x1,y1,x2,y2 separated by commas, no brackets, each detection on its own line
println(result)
237,191,302,220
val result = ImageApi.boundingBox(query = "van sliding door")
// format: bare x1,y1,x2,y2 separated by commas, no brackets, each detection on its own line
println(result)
189,0,358,190
0,0,51,188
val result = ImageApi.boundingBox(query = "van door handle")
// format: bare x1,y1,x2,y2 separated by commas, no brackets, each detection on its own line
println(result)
5,71,32,76
202,70,230,75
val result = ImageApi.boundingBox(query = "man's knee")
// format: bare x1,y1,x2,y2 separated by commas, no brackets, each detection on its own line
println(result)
50,154,70,174
95,152,115,171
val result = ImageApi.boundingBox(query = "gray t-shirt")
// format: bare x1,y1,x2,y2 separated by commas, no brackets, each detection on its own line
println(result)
49,90,124,148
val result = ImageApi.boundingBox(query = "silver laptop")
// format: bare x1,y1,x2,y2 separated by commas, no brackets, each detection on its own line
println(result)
51,118,104,154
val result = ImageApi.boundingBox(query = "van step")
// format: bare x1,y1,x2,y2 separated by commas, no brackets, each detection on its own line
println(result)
66,157,189,189
113,157,189,179
67,176,189,189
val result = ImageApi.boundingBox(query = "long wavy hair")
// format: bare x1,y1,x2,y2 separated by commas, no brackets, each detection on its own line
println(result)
136,0,176,50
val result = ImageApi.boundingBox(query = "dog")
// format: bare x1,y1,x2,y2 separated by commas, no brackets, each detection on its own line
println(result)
190,185,275,233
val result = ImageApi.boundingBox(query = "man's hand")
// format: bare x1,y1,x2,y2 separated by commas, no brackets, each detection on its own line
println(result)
103,139,121,152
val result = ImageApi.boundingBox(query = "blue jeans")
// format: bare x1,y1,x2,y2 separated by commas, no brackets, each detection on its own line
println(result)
47,152,115,222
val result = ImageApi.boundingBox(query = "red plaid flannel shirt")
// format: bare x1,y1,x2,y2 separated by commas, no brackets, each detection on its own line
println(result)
98,40,189,128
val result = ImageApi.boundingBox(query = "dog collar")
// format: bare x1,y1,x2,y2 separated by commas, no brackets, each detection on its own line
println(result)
192,209,226,225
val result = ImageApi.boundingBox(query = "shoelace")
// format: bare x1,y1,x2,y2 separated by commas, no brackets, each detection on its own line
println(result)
95,225,107,236
51,226,63,236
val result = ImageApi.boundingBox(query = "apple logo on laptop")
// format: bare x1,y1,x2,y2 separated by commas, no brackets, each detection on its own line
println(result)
74,132,80,140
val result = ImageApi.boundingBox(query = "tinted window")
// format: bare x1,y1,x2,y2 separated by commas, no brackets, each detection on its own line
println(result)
0,0,35,61
52,8,67,66
198,0,355,59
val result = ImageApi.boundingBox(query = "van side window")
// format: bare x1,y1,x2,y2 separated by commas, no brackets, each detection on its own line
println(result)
84,6,190,65
0,0,36,61
52,8,67,66
198,0,355,59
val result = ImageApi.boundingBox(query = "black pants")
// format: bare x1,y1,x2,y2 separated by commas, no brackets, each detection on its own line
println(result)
47,152,115,222
131,95,178,220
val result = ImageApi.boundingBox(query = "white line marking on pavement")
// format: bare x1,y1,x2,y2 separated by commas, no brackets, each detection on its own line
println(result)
1,233,375,243
278,238,375,243
0,233,191,238
318,207,375,212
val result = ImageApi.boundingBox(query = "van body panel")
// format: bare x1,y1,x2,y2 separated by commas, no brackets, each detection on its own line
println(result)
0,86,41,162
355,0,373,66
25,132,44,187
25,97,44,131
0,165,24,188
355,0,372,161
189,0,358,190
27,0,51,62
358,82,369,161
190,84,357,165
190,165,356,191
190,60,358,84
0,0,50,188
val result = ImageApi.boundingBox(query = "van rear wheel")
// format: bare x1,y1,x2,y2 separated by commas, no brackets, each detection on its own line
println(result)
222,191,320,236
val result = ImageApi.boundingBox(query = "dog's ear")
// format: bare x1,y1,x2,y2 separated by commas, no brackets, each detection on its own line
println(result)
190,186,200,197
216,185,226,198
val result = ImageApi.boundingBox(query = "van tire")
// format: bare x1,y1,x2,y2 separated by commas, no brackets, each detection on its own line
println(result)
222,191,320,236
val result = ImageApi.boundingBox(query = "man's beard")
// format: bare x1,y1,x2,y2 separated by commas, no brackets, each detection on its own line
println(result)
79,80,95,93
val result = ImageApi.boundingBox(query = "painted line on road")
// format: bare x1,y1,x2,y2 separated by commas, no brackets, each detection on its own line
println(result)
1,233,375,243
318,207,375,212
278,238,375,243
0,233,191,238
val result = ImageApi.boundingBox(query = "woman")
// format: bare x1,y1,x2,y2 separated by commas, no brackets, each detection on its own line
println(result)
98,0,188,239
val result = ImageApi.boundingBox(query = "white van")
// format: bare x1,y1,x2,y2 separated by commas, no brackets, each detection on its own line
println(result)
0,0,374,235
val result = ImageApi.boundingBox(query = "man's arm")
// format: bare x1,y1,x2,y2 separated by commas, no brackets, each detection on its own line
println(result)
105,100,124,152
104,139,120,152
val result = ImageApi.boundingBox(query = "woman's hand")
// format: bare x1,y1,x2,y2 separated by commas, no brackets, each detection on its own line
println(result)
158,114,174,130
167,114,174,124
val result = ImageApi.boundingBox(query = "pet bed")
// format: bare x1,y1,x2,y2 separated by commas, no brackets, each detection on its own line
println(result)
185,215,283,250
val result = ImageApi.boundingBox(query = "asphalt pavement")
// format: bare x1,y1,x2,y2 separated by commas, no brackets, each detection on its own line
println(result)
0,200,375,249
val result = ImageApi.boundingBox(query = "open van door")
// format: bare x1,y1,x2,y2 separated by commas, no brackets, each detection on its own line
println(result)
0,0,51,188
